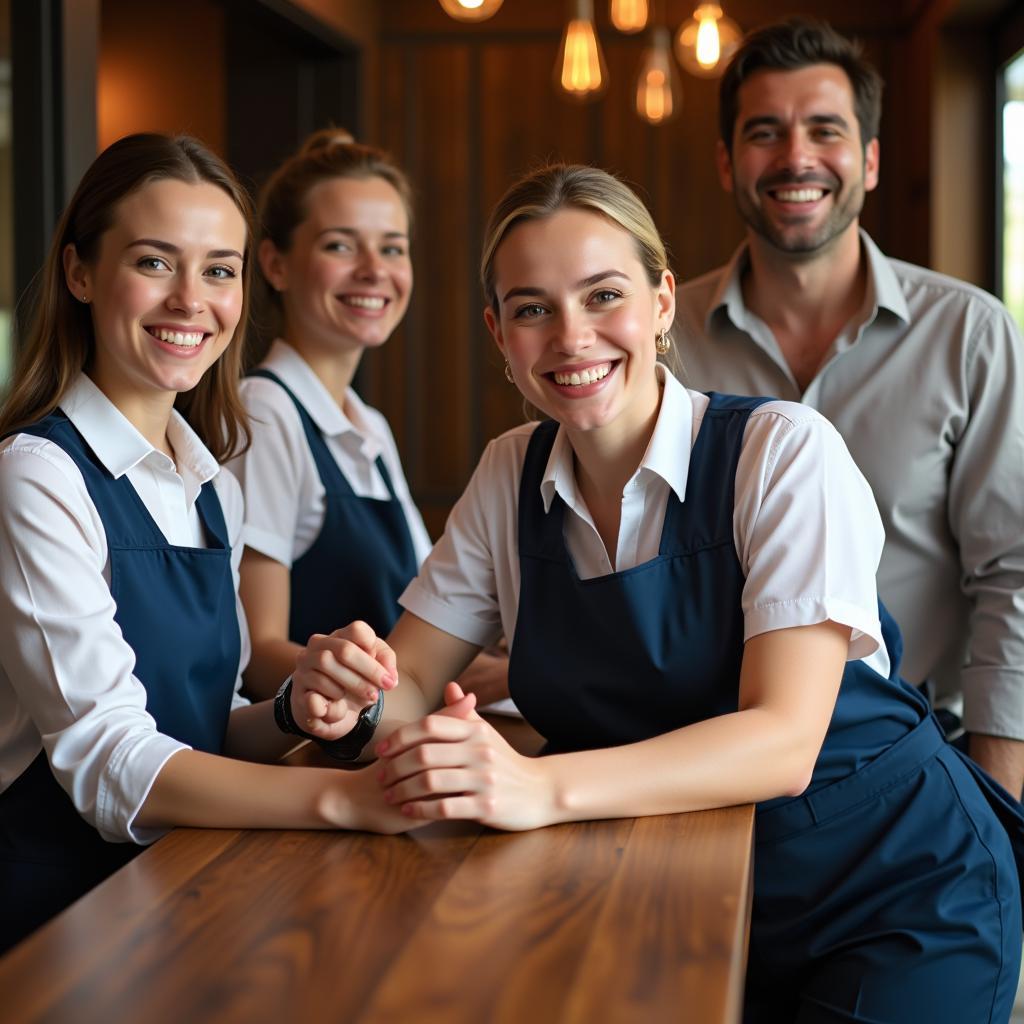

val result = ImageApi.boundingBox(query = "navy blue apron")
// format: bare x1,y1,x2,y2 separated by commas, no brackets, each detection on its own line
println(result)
0,410,240,953
509,394,1023,1023
248,369,418,642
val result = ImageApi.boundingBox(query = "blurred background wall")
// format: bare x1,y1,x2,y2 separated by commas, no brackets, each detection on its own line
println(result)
4,0,1023,533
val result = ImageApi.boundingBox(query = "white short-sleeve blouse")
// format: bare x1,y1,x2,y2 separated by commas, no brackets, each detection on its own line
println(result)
401,366,889,675
230,340,433,570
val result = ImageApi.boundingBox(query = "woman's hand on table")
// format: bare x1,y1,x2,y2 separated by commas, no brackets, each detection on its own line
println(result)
374,683,557,831
292,621,397,740
323,763,426,835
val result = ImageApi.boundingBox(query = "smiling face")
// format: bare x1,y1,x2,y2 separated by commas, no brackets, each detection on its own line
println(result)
260,175,412,357
64,178,246,416
718,64,879,256
485,208,674,444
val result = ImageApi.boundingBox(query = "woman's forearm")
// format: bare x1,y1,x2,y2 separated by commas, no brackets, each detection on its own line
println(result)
135,747,403,833
543,705,819,824
543,623,849,824
243,637,303,701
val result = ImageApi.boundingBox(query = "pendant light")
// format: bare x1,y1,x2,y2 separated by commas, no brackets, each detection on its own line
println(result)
610,0,649,34
437,0,504,23
556,0,607,101
636,26,681,125
674,3,742,78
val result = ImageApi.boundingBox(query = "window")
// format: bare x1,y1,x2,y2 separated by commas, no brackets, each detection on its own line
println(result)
0,0,12,387
1000,51,1024,329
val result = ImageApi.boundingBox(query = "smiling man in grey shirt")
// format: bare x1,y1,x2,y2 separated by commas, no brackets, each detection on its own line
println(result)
676,18,1024,794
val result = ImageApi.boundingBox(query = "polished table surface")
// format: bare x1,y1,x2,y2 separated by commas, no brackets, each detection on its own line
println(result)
0,718,754,1024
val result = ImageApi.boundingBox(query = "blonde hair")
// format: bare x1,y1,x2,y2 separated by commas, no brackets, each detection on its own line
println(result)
480,164,680,377
0,133,255,461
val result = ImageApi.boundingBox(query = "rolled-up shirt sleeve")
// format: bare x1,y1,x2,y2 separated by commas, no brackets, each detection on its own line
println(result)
733,405,886,662
0,442,187,844
949,305,1024,738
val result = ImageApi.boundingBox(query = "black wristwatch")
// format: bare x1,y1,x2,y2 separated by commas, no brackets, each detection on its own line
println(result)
273,678,384,762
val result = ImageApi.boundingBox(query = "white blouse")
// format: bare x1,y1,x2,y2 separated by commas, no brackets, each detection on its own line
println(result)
0,375,249,844
230,339,433,570
402,366,889,675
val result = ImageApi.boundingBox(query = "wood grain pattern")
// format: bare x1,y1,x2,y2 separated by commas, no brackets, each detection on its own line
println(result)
0,720,754,1024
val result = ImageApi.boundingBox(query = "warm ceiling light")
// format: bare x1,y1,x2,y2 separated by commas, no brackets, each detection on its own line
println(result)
674,3,742,78
437,0,504,22
556,0,607,101
636,26,681,125
610,0,649,34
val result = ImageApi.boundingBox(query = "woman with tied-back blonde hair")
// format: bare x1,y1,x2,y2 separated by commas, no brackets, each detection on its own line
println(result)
230,127,507,709
0,133,422,956
284,163,1024,1023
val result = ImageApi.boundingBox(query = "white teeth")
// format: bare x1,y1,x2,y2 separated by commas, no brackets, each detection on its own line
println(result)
343,296,386,310
774,188,825,203
152,328,204,347
553,363,612,386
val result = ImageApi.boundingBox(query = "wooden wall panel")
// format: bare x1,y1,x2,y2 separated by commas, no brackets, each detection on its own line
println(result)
98,0,226,154
363,42,475,537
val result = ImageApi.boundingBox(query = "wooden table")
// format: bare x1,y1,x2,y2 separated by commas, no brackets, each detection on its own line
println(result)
0,719,754,1024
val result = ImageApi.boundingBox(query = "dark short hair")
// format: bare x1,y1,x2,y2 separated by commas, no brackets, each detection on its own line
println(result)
718,18,884,154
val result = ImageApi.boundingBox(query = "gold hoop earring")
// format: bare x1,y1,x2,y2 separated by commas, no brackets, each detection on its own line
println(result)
504,360,515,384
655,328,671,355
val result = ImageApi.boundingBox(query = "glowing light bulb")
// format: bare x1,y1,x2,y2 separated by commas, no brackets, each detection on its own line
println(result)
695,12,721,68
636,27,681,125
556,1,607,101
674,3,742,79
610,0,649,34
437,0,504,23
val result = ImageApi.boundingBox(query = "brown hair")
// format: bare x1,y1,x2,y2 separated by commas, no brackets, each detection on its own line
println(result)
260,128,414,252
719,18,883,155
0,133,255,461
480,163,680,379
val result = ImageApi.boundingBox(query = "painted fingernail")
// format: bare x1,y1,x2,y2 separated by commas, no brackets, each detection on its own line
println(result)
376,739,390,755
382,673,397,690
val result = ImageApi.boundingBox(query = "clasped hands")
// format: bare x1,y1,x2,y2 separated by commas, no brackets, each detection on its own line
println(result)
291,623,555,831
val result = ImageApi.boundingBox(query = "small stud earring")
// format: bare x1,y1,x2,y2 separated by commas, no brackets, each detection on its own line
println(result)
504,360,515,384
655,328,671,355
81,294,89,303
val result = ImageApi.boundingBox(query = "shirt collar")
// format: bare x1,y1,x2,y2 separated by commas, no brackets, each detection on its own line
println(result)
704,243,751,335
60,374,219,490
704,227,911,331
263,339,358,438
538,364,693,514
263,339,381,458
859,229,910,324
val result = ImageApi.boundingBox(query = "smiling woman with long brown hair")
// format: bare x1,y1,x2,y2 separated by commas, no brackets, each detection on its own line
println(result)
0,133,420,955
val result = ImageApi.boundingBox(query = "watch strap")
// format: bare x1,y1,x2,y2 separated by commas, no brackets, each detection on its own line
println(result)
315,689,384,762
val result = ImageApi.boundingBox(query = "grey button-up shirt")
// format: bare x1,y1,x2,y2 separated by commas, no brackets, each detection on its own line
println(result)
675,230,1024,740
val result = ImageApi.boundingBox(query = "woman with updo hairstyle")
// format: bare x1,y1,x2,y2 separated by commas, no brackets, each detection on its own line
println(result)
231,128,507,706
287,163,1024,1023
0,134,422,955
